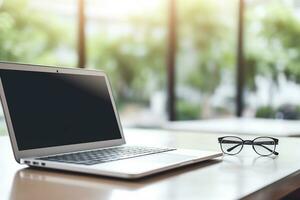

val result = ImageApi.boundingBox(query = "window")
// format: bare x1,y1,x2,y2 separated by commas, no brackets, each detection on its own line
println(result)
244,0,300,120
86,0,168,127
176,0,238,120
1,0,300,136
0,0,77,66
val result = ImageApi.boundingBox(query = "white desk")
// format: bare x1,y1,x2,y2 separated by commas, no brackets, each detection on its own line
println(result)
164,118,300,137
2,128,300,200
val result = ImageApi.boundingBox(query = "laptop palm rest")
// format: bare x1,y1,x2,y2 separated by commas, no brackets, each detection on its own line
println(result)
89,153,195,176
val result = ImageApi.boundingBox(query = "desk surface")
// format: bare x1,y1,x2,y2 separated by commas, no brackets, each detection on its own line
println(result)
2,128,300,200
164,118,300,137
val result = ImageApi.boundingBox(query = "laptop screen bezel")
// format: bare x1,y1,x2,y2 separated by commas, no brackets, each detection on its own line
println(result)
0,62,126,162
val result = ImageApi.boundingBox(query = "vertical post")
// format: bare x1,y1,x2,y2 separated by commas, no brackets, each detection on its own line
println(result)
236,0,245,117
167,0,177,121
78,0,86,68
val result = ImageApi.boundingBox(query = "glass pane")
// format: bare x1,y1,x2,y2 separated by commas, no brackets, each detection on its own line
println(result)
0,0,77,66
176,0,238,120
244,0,300,119
86,0,167,127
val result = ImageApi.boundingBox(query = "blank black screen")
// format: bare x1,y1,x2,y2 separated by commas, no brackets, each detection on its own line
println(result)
0,69,122,150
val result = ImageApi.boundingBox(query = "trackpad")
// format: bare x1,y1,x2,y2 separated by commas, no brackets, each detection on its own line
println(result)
91,153,194,174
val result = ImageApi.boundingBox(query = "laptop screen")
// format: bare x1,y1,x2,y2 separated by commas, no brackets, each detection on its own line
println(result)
0,69,122,150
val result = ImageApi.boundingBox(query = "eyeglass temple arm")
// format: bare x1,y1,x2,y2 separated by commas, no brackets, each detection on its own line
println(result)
225,141,279,155
253,142,279,155
219,140,241,152
226,143,242,152
219,140,243,153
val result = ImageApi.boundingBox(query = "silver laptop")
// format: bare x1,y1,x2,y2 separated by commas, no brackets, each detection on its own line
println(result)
0,62,222,179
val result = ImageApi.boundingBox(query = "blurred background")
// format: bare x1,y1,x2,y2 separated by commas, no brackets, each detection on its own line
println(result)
1,0,300,134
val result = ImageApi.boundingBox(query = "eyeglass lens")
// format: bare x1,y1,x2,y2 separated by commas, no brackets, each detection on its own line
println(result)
220,136,243,155
252,137,276,156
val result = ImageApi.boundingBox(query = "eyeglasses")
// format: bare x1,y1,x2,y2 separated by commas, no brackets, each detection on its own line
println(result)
218,136,279,156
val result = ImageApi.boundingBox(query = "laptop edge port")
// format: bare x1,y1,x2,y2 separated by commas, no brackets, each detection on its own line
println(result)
32,161,39,165
24,160,31,164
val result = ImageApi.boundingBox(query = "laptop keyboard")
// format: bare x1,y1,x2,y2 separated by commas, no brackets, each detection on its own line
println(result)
38,146,176,165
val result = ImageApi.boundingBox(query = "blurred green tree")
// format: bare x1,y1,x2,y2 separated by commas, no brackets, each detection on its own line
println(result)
89,9,166,105
245,2,300,104
176,0,237,119
245,2,300,118
0,0,63,64
178,0,235,93
89,0,237,119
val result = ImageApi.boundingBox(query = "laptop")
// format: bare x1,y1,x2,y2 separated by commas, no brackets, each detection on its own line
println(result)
0,62,222,179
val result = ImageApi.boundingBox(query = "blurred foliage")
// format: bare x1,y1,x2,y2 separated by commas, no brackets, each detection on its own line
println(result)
0,0,65,64
176,99,200,120
245,1,300,119
255,106,276,119
89,34,166,104
174,0,238,118
0,119,7,135
245,2,300,89
90,0,237,117
1,0,300,120
277,104,300,120
89,10,166,104
177,0,236,94
255,104,300,120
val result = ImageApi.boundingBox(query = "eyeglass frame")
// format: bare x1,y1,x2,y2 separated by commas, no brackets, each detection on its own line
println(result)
218,136,279,156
